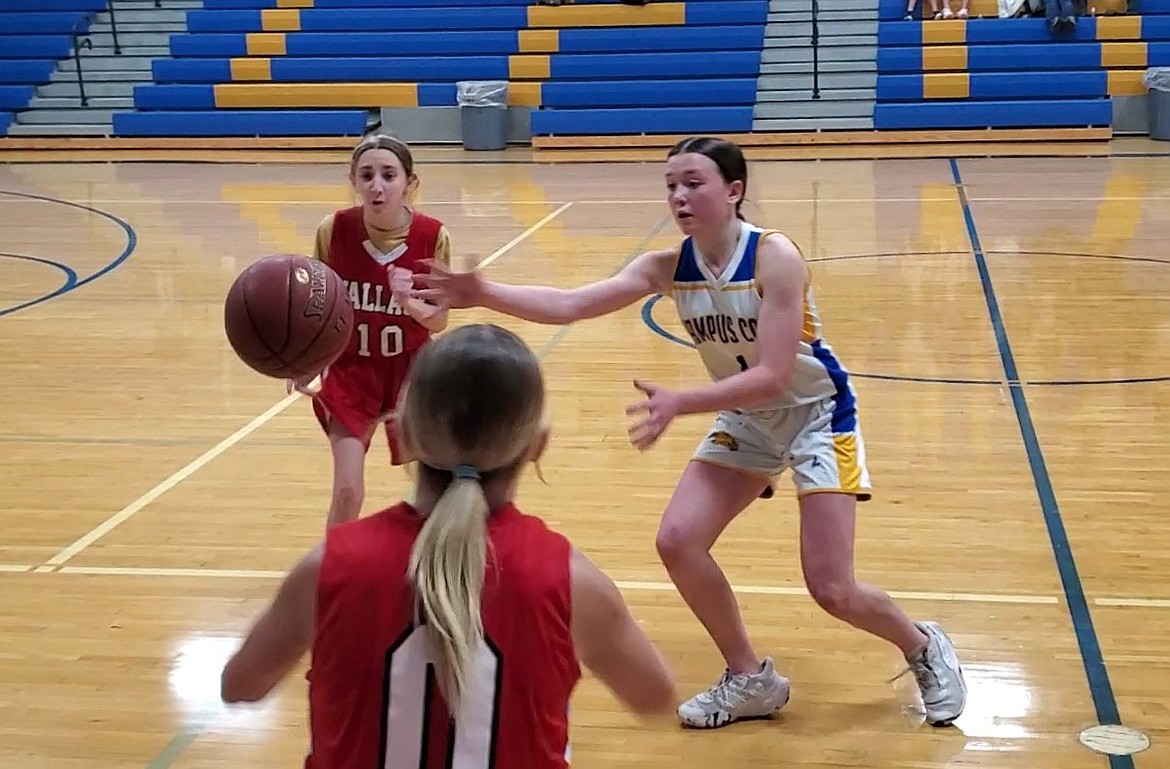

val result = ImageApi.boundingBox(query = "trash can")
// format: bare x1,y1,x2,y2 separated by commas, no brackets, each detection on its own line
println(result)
1144,68,1170,141
457,81,509,151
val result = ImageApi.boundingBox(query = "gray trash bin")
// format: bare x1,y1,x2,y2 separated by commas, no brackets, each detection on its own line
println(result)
457,80,508,151
1144,68,1170,141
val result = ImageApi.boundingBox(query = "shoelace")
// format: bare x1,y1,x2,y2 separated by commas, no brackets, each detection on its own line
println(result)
889,657,941,701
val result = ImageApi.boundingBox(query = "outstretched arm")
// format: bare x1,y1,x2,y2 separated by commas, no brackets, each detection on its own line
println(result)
221,544,321,703
414,247,677,325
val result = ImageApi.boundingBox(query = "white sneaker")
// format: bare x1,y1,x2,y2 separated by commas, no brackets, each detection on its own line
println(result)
677,657,791,729
904,621,967,725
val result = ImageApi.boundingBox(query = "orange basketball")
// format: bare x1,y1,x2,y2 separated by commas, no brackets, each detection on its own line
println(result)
224,254,354,379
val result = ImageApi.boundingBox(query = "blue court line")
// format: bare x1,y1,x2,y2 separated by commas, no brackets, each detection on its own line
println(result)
0,252,79,316
949,158,1132,769
640,252,1170,387
0,190,137,318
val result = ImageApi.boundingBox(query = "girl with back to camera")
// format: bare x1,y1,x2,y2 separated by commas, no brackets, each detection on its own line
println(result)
292,133,451,529
222,323,677,768
414,136,968,730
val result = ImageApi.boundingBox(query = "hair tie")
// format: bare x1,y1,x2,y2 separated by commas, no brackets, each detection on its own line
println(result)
452,464,480,481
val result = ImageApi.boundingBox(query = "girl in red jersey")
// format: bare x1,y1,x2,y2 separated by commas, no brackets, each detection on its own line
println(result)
292,134,451,529
222,323,677,769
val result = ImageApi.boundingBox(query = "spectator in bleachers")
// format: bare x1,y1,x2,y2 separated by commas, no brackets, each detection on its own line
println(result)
906,0,969,19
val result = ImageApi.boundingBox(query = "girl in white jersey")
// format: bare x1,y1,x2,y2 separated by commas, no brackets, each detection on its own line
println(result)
414,136,967,730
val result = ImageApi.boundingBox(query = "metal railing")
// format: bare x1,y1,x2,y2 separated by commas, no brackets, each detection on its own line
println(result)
811,0,821,99
72,0,125,107
70,16,95,106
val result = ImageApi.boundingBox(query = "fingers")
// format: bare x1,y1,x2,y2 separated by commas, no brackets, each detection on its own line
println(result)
625,400,649,416
410,287,451,305
627,418,659,452
633,379,655,395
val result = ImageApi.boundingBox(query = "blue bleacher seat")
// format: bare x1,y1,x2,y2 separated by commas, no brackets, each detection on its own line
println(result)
118,0,771,137
873,7,1170,132
0,0,102,10
112,109,368,136
0,12,92,34
113,0,1170,138
3,36,74,58
0,111,12,136
0,61,57,84
0,3,96,123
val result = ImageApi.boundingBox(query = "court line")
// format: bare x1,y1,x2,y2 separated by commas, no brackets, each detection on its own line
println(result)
1095,597,1170,608
145,727,202,769
33,564,1170,609
478,201,572,269
42,393,302,568
0,190,138,319
0,252,79,317
951,158,1133,769
49,565,1060,604
0,565,32,573
537,214,673,359
40,207,574,570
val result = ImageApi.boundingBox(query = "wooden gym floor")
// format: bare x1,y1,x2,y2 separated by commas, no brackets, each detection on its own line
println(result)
2,148,1170,769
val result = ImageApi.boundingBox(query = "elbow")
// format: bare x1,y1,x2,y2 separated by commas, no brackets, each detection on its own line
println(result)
752,366,790,403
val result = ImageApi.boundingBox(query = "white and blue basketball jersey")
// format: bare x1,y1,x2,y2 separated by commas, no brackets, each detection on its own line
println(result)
670,220,851,414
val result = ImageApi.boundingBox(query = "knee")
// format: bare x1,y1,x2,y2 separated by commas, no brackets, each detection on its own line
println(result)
805,573,858,618
655,524,702,568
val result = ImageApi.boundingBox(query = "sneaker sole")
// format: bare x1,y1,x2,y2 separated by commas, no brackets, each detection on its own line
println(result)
678,688,792,730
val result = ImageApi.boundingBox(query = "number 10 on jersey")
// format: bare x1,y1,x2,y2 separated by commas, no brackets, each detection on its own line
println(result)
356,323,404,357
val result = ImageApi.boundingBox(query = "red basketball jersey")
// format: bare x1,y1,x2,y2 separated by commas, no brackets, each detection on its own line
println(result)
327,206,440,366
306,502,580,769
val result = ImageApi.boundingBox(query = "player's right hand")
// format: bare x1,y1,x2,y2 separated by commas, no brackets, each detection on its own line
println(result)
411,256,484,309
286,372,323,397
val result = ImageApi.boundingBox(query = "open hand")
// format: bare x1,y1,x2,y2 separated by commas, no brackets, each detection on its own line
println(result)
625,379,680,451
411,256,486,309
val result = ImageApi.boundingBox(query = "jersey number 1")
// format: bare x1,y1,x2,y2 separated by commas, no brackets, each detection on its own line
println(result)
356,323,404,357
381,626,500,769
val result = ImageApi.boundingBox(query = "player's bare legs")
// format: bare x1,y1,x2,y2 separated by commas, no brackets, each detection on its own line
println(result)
326,419,374,529
798,492,925,651
656,461,791,728
798,492,966,725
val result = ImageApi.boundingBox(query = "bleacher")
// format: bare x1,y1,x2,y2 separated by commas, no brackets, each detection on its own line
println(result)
116,0,768,138
0,0,102,137
875,0,1170,131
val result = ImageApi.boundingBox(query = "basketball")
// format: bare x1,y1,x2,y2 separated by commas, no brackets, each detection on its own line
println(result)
224,254,354,380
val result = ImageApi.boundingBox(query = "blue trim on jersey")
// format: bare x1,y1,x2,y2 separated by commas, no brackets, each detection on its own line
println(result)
811,340,857,433
729,229,760,283
673,239,704,282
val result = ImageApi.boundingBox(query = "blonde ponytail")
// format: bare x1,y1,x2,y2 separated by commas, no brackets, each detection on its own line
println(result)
407,474,489,712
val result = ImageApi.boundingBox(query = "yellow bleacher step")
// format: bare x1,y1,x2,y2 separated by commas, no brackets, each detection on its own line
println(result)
216,83,419,108
213,82,543,108
528,1,684,27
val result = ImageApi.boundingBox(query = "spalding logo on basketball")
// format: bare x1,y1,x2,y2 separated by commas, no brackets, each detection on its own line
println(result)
224,253,355,380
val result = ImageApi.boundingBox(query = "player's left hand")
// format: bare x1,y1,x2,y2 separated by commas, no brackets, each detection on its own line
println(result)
388,266,414,303
626,379,680,451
